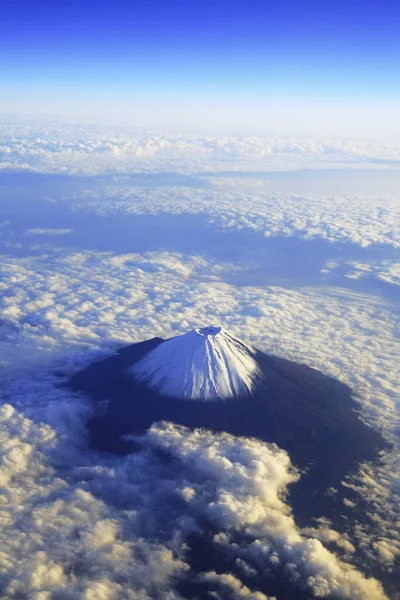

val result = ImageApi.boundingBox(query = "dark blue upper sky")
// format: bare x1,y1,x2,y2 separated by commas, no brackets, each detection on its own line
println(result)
1,0,399,132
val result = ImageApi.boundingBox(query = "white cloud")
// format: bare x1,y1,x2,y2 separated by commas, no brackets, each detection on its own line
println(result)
1,119,400,175
196,571,273,599
0,403,188,599
0,120,399,597
24,228,74,236
144,422,387,599
0,246,399,596
0,398,388,599
73,186,400,249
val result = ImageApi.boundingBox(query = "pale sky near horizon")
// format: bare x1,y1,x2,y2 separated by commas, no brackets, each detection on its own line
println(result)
1,0,400,137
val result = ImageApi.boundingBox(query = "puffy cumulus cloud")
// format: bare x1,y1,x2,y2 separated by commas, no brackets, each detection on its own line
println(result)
73,186,400,249
0,246,399,561
195,571,273,599
143,423,387,600
321,259,400,288
342,459,400,568
0,402,188,599
1,118,399,597
0,403,55,486
0,393,388,599
1,119,400,175
0,217,399,599
302,519,356,557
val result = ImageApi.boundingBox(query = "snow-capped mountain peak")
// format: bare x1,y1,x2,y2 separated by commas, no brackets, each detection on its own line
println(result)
130,326,259,400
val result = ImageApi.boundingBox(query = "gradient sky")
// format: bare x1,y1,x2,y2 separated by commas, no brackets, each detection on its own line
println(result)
1,0,400,135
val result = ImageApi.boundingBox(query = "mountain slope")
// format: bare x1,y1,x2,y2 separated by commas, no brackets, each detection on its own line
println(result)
130,326,259,400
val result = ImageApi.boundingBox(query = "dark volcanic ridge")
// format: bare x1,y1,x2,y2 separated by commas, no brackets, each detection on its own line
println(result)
67,327,386,531
66,326,391,599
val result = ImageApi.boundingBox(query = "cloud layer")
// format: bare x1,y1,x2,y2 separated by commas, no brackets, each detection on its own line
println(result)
0,398,389,599
74,186,400,249
1,245,399,596
1,118,400,175
0,120,399,598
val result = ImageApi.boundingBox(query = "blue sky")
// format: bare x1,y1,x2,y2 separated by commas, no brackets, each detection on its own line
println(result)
1,0,400,133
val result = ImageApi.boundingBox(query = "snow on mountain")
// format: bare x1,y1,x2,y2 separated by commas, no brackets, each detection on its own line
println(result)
130,326,259,400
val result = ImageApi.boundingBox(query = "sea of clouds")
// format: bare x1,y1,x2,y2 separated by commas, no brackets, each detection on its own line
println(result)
0,118,399,599
1,117,400,175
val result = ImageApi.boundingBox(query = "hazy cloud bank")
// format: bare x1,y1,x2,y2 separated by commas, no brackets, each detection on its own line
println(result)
1,119,400,175
0,121,399,597
73,186,400,249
